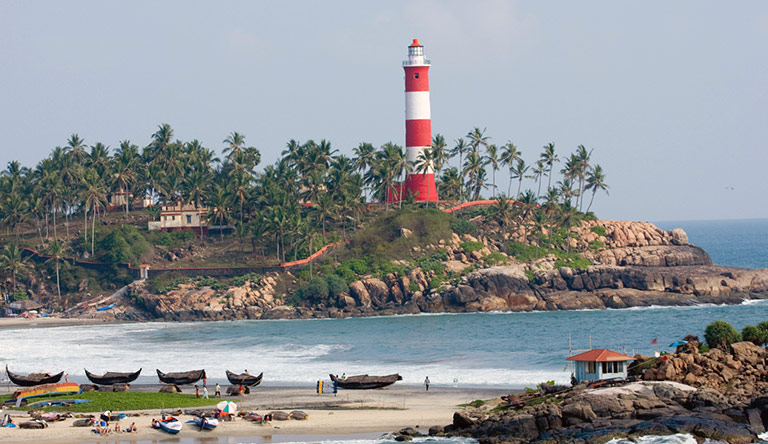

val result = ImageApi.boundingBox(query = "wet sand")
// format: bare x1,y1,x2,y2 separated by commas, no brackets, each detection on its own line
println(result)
0,384,510,444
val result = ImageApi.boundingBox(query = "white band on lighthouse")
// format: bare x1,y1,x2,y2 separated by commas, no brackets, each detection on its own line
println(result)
406,146,434,173
405,92,431,120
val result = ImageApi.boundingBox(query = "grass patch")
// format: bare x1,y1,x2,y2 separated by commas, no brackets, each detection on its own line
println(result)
590,225,607,237
460,241,485,254
0,391,219,413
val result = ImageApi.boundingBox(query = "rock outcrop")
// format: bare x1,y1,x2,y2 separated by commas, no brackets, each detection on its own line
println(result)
452,381,768,444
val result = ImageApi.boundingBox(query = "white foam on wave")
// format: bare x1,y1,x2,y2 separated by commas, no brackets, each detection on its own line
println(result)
0,320,568,387
606,434,699,444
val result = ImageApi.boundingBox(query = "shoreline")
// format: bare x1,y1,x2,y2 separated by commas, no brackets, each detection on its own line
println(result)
2,297,766,331
0,385,508,444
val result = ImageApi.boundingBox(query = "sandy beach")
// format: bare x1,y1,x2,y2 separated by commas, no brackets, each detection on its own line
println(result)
0,385,510,444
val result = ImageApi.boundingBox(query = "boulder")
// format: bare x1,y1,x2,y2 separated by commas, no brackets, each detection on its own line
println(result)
453,412,475,429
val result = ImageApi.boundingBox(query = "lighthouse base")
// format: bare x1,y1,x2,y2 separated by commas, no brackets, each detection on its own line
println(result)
404,173,438,202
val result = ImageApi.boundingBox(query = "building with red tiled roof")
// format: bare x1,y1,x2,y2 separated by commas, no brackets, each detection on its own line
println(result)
567,349,636,383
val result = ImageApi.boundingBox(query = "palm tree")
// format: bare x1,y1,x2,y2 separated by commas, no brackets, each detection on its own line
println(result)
431,134,449,176
438,167,462,202
45,240,67,302
585,164,609,213
542,187,560,251
575,145,592,211
530,160,546,199
353,142,376,200
486,144,499,198
510,158,529,199
0,244,31,293
206,183,233,242
412,147,436,207
500,142,520,197
111,141,139,216
80,168,107,256
540,143,558,190
450,139,469,202
463,150,487,201
65,134,88,163
466,127,490,154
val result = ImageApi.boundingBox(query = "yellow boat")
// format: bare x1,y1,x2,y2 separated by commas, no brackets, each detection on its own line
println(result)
13,382,80,400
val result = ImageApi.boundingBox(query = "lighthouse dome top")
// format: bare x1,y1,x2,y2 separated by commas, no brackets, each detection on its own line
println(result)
404,38,430,66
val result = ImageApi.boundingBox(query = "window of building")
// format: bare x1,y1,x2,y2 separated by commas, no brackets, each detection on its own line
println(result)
584,362,596,374
601,361,623,373
171,216,175,221
186,215,192,224
414,72,419,79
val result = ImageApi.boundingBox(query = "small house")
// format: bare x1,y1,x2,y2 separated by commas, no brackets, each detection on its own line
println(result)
566,348,635,383
148,203,209,234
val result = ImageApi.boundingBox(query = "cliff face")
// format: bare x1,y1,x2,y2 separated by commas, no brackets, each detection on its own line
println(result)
87,220,768,321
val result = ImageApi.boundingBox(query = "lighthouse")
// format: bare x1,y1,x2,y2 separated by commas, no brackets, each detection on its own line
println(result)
403,39,438,202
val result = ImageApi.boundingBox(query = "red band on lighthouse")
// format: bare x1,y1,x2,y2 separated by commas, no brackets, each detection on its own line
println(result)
403,38,438,202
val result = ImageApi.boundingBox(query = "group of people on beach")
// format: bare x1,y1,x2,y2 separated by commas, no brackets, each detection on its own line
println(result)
194,381,222,398
93,419,137,435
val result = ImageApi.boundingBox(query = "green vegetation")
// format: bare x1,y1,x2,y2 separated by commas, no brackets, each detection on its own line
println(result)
705,320,742,350
0,392,217,413
741,322,768,346
0,122,609,309
460,241,485,254
590,225,607,237
484,251,509,266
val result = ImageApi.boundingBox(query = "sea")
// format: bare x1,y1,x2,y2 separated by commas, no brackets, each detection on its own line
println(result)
2,218,768,444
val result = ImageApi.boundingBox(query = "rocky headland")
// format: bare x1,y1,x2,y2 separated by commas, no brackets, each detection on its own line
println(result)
68,220,768,321
428,340,768,444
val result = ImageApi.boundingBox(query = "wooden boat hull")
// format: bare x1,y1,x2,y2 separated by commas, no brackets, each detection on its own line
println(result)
329,373,402,390
13,382,80,400
84,368,142,385
156,369,206,385
225,370,263,386
193,416,218,430
6,365,64,387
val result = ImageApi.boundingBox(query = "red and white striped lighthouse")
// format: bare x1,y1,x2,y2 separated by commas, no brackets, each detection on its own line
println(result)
403,38,438,202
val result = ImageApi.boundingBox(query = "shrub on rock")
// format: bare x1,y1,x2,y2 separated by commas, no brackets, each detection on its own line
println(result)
705,320,742,350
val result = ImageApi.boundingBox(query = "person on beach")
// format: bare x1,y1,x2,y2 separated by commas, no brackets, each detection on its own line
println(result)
424,376,430,391
203,385,209,399
195,385,200,398
215,383,221,397
151,418,158,428
127,422,137,433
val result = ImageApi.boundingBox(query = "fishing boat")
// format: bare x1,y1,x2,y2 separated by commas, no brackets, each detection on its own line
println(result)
329,373,402,389
225,370,263,387
5,365,64,387
84,368,142,385
27,399,91,408
193,416,219,430
96,303,114,311
156,369,206,385
12,382,80,401
154,417,182,434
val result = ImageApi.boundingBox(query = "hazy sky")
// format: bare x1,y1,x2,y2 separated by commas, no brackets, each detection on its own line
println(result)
2,1,767,221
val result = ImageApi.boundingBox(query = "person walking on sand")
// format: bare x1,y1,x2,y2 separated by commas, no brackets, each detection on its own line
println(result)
202,385,209,399
424,376,430,391
215,383,221,397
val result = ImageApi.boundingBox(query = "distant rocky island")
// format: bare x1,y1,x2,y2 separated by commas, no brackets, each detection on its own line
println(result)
68,218,768,323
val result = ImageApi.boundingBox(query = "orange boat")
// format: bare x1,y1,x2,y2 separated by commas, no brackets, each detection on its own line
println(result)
12,382,80,400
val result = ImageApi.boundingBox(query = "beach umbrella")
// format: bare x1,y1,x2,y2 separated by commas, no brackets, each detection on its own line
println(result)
216,401,237,415
669,340,688,347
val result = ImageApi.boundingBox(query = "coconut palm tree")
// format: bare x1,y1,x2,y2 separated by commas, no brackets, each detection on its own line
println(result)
45,240,67,301
575,145,593,211
510,158,529,199
431,134,448,176
111,141,139,216
585,164,609,213
540,143,559,190
65,134,88,163
500,142,520,197
438,167,462,202
466,127,490,154
80,168,107,256
412,147,436,207
0,243,31,293
450,139,469,202
486,144,500,198
529,160,546,199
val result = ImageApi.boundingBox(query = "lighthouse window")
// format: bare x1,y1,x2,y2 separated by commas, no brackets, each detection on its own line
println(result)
414,73,419,79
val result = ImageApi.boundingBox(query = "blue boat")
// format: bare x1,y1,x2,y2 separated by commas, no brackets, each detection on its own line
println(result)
96,304,114,312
